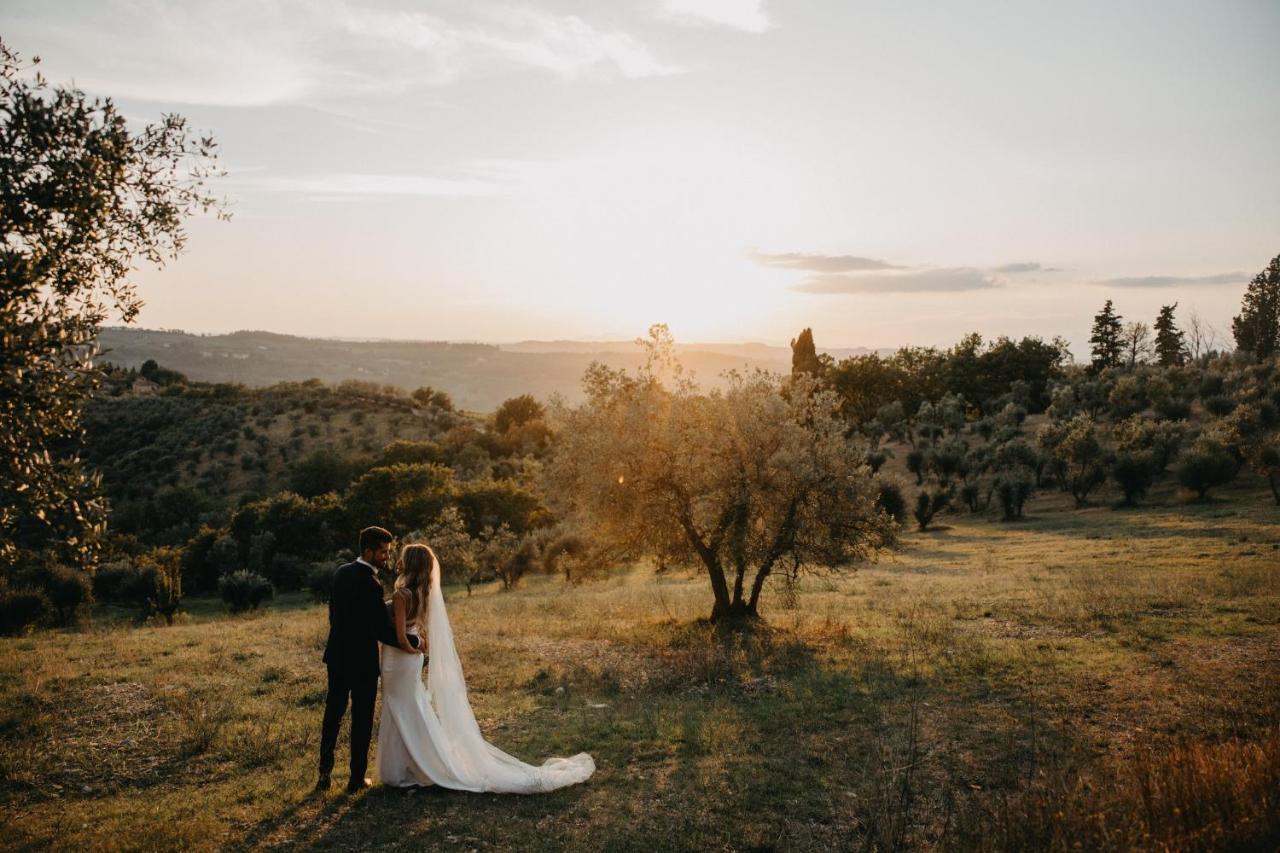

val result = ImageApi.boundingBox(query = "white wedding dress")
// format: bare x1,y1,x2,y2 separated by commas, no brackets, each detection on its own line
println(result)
375,554,595,792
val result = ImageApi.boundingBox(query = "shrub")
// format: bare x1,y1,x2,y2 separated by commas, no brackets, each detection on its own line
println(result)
928,442,967,487
219,571,274,613
905,448,926,485
875,479,909,525
267,553,307,592
92,560,157,610
1157,397,1192,421
307,563,334,603
541,533,594,583
864,449,888,474
39,564,92,626
995,473,1034,520
1198,373,1225,399
1258,442,1280,505
1114,416,1185,471
1111,451,1157,506
475,525,541,590
136,547,183,624
380,439,443,467
1203,395,1237,417
913,489,950,531
1037,414,1108,506
1177,439,1237,499
0,587,49,635
960,482,984,513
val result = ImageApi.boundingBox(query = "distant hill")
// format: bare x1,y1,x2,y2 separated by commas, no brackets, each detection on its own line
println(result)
96,328,887,412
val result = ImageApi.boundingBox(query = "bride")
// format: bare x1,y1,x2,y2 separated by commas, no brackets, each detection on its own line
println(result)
376,542,595,792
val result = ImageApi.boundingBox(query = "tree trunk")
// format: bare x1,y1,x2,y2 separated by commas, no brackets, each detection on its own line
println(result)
744,499,800,614
1270,472,1279,505
710,598,758,623
704,560,733,619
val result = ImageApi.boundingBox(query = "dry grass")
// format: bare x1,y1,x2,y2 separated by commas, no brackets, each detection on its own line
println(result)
0,476,1277,851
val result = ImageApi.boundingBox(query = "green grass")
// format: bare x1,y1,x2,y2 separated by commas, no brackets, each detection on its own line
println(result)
1,480,1278,851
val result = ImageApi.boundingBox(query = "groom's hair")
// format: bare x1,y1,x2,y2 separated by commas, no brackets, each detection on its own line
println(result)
358,526,394,553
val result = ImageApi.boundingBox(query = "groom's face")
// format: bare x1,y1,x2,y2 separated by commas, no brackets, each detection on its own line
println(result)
366,542,391,570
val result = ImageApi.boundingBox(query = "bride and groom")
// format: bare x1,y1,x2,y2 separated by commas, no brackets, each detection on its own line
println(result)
317,526,595,794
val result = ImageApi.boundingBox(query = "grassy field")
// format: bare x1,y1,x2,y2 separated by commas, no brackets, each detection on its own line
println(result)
1,479,1278,851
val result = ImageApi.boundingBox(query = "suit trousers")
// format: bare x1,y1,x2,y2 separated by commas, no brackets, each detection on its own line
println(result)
319,665,378,781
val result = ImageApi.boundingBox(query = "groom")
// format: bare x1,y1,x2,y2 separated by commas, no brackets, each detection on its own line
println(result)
316,525,423,793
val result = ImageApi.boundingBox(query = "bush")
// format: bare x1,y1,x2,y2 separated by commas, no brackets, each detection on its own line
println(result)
1111,452,1157,506
875,479,909,525
960,482,985,513
1037,414,1108,506
136,547,183,624
39,564,92,626
913,489,950,531
0,587,49,635
541,533,595,583
1203,395,1237,417
1114,416,1185,471
1177,440,1237,499
905,448,927,485
219,571,274,613
865,449,888,474
307,563,334,603
92,560,158,610
995,473,1034,520
1157,397,1192,421
267,552,307,592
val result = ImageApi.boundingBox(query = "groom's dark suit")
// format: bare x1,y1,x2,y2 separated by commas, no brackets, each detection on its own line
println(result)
319,558,419,784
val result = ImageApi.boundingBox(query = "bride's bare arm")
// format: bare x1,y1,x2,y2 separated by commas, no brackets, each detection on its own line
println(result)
391,589,421,653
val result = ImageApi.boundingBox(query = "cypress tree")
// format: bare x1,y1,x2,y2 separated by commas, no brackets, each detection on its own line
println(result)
1153,303,1187,366
790,327,824,377
1232,254,1280,358
1088,300,1124,371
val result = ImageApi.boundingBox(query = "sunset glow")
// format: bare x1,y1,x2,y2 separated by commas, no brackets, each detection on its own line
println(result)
4,0,1277,350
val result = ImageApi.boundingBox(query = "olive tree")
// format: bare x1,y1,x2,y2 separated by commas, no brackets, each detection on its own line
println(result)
1037,414,1108,506
544,326,893,624
1,40,225,574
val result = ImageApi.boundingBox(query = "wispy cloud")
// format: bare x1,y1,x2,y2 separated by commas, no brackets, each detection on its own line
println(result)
1095,272,1248,288
658,0,771,33
247,173,505,198
234,160,543,198
993,262,1048,273
791,268,1000,294
3,0,680,107
749,251,903,272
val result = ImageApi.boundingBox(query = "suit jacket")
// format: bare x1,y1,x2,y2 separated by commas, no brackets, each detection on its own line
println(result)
322,560,418,679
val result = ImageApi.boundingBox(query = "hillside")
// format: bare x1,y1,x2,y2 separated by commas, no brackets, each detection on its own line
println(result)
94,328,883,411
82,374,469,547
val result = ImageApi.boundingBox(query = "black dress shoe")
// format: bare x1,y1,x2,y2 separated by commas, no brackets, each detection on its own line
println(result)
314,774,332,793
345,777,373,793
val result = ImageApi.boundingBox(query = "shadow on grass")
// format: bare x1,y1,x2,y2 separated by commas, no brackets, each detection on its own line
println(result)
272,621,1091,851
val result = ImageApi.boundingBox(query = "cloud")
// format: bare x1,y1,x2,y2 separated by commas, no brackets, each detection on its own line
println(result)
791,268,1000,294
1095,272,1249,288
750,251,903,272
2,0,680,107
235,160,542,198
658,0,771,33
247,173,506,198
993,262,1042,273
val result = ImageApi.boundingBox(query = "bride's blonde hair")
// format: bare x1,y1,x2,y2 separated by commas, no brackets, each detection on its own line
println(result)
395,543,435,632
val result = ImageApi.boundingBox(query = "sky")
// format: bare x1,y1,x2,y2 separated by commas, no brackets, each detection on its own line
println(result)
4,0,1279,355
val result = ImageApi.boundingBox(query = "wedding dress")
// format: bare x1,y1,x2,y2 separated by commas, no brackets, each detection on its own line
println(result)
375,553,595,792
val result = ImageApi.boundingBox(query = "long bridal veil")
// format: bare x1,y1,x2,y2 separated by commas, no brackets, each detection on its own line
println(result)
422,547,595,792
